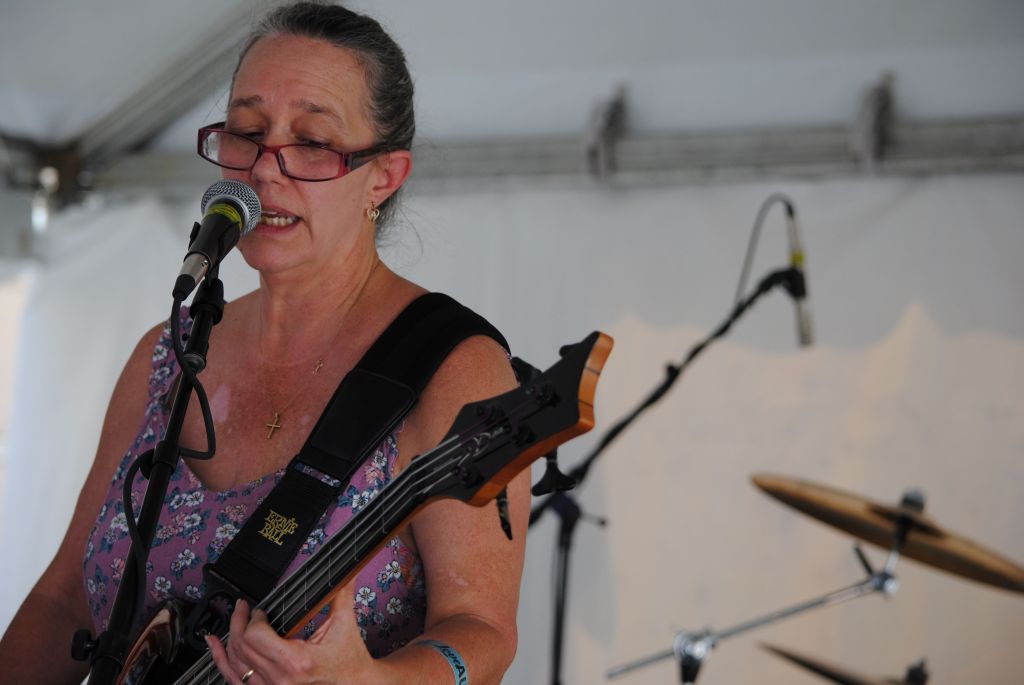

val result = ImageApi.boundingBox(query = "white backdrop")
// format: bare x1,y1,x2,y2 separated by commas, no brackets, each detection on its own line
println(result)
2,173,1023,683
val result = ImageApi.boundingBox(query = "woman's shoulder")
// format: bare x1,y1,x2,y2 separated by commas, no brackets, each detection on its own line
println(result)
131,317,179,384
382,283,512,403
380,280,511,400
427,333,512,387
396,315,516,467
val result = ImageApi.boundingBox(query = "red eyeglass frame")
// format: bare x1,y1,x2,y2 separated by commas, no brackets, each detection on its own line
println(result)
197,123,390,181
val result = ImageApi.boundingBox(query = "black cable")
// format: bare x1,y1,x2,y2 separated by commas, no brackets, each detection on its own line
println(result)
734,193,795,307
531,196,806,683
121,452,153,622
530,266,797,526
117,297,220,623
169,297,216,460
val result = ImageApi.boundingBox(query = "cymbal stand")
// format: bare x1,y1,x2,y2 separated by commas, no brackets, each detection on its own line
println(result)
607,521,914,684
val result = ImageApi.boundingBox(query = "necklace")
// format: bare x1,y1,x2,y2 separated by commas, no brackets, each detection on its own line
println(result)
257,259,381,439
261,356,326,439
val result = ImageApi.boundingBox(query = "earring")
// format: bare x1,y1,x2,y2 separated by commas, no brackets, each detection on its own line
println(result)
366,203,381,223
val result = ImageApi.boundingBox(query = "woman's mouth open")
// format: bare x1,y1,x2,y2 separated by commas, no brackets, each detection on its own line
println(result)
259,211,300,227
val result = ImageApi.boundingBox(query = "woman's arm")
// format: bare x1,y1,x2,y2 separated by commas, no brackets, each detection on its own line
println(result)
392,334,528,684
0,323,163,684
211,334,529,685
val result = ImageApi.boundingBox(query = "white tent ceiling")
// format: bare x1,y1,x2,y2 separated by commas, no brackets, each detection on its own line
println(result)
2,0,1023,146
1,0,1023,256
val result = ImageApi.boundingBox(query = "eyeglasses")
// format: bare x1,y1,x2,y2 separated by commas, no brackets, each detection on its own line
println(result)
197,123,388,182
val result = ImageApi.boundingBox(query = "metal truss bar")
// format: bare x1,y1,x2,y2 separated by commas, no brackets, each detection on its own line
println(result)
95,116,1024,197
78,0,278,167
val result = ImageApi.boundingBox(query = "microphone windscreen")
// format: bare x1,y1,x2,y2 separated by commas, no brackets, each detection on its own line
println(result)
200,180,262,234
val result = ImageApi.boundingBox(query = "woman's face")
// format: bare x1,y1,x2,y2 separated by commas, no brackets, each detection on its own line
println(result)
224,34,382,277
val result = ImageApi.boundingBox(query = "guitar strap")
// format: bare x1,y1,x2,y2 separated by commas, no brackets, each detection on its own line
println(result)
188,293,508,635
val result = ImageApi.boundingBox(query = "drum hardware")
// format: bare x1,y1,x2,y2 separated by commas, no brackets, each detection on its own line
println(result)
752,474,1024,594
761,642,929,685
607,540,902,684
607,475,1024,683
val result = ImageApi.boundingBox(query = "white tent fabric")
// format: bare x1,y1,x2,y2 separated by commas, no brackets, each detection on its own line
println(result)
5,1,1024,146
0,198,258,626
531,306,1024,684
399,174,1024,682
2,173,1023,682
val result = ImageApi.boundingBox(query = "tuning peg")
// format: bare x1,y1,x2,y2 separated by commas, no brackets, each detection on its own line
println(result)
511,357,541,383
531,451,576,496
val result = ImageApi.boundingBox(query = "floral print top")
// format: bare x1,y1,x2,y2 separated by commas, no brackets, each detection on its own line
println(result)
83,313,427,657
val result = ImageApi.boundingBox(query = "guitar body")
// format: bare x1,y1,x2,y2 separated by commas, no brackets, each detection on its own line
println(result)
117,600,202,685
117,331,613,684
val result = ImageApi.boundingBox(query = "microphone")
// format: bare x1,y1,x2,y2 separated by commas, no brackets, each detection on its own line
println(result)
173,180,261,299
784,202,813,346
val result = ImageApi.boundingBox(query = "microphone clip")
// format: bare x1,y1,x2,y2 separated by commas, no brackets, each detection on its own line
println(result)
781,266,807,301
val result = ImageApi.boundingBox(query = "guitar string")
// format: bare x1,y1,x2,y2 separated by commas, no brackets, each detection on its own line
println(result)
181,353,599,683
176,427,498,684
268,429,474,608
177,443,459,684
266,424,510,631
178,376,582,685
176,364,592,684
179,453,447,684
266,446,447,627
182,431,496,684
258,396,548,632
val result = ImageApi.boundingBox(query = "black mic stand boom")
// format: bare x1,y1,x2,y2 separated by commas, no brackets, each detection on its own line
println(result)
529,266,805,685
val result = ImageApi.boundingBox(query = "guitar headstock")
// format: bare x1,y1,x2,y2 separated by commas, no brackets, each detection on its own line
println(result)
430,331,613,506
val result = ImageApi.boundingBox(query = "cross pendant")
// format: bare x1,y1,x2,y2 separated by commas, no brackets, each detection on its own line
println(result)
266,412,282,439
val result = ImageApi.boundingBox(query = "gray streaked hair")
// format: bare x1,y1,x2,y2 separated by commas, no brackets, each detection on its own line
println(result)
235,2,415,231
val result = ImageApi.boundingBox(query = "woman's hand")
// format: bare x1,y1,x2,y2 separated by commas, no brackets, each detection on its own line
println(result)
207,593,374,685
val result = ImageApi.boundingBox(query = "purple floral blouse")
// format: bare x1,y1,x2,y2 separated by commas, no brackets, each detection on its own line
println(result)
83,314,427,657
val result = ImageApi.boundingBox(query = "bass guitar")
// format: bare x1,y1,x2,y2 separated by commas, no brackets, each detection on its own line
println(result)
117,330,612,684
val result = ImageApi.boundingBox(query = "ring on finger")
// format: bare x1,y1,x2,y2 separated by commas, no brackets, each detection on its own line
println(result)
241,668,255,683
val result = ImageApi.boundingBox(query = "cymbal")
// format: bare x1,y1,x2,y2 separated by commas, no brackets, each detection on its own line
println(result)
760,643,911,685
752,474,1024,594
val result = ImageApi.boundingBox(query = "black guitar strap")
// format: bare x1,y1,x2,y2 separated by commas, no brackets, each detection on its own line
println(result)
191,293,508,631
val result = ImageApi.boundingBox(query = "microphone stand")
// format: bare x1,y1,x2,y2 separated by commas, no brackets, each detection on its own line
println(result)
540,491,609,685
529,266,804,685
75,271,225,685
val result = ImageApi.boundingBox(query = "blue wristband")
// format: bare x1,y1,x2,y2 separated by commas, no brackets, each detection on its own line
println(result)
416,639,469,685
